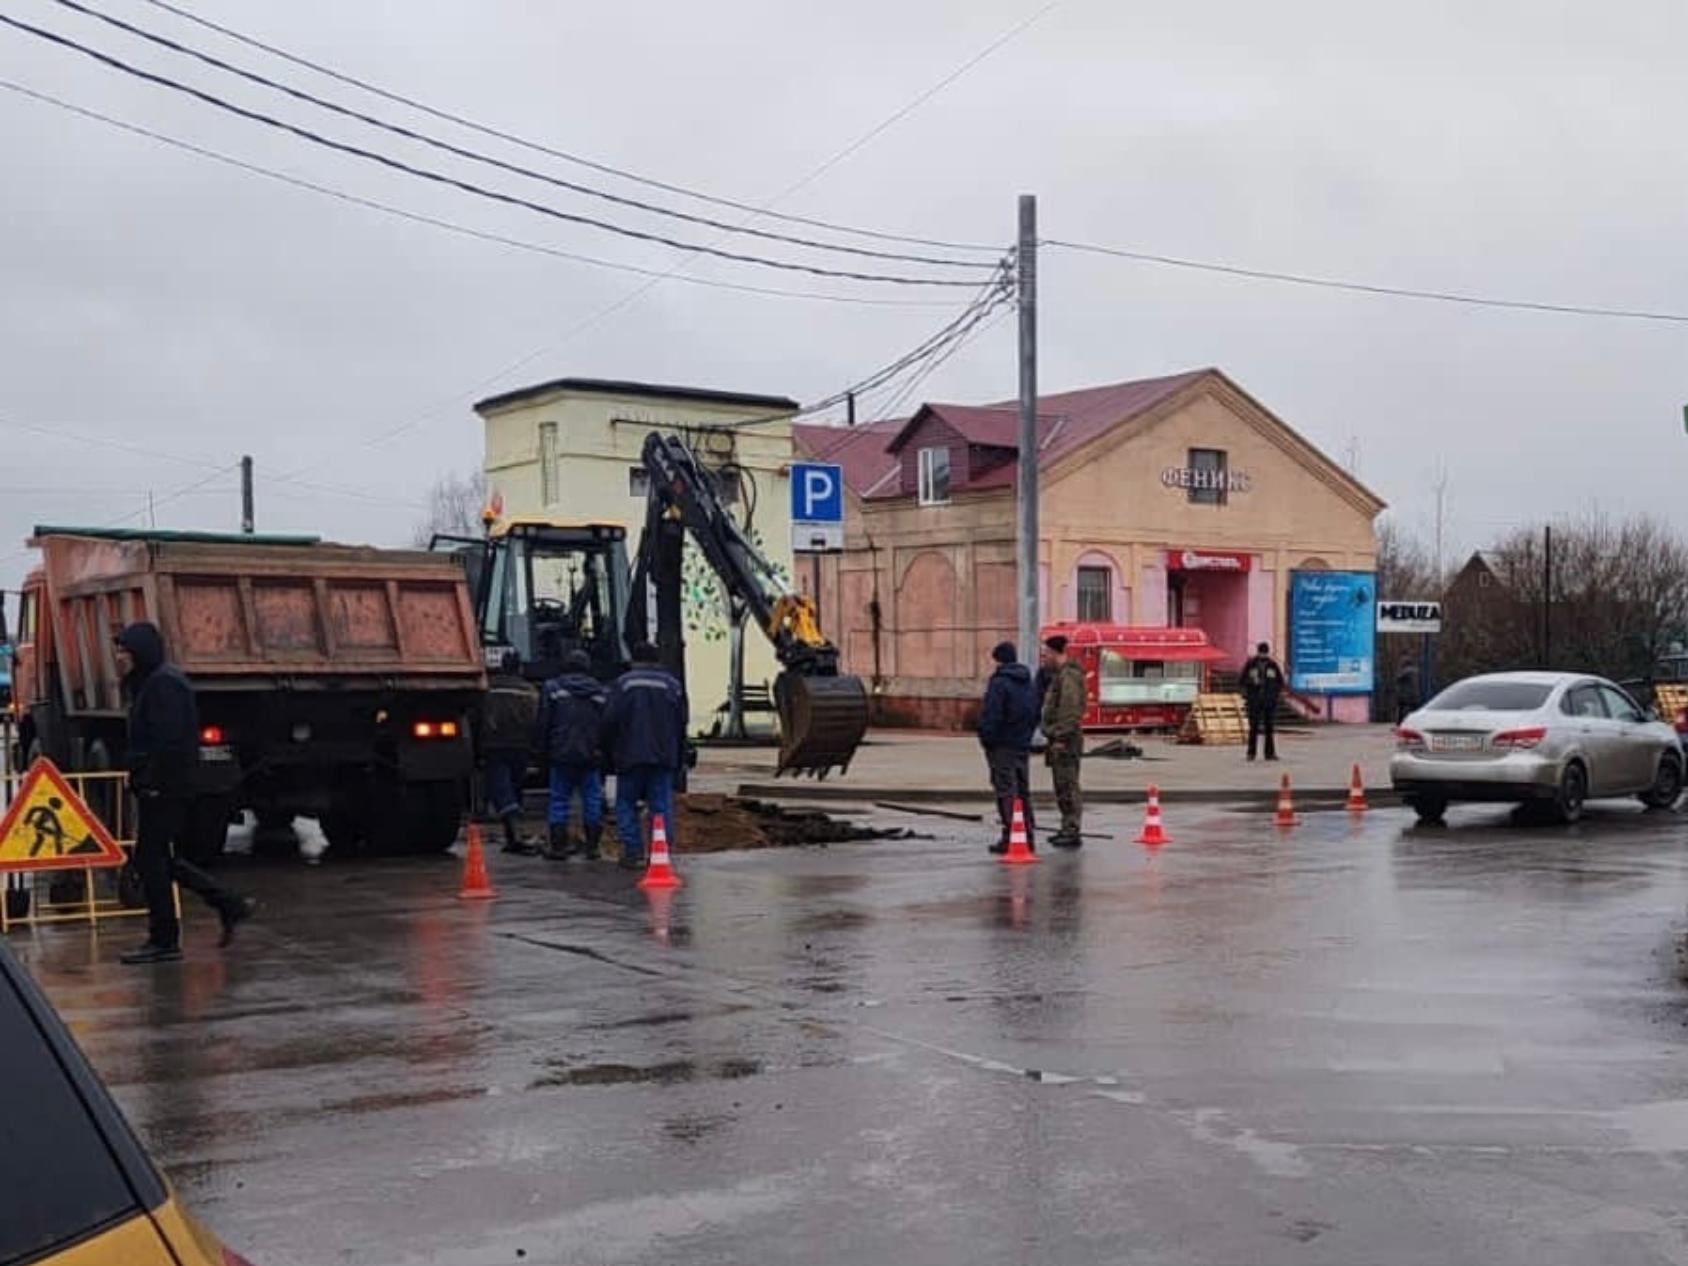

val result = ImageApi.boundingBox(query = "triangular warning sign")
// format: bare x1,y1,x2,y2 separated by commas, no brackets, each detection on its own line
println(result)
0,759,126,874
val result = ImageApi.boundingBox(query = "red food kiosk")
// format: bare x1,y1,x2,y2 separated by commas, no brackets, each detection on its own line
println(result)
1040,623,1229,732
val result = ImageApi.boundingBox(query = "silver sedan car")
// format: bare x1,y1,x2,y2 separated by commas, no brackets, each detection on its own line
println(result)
1391,671,1683,824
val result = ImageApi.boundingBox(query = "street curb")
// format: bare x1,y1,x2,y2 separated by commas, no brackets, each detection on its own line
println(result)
737,782,1403,808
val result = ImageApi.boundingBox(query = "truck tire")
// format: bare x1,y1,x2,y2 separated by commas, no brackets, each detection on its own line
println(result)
181,797,234,867
402,781,464,855
80,739,124,843
318,805,368,857
252,811,300,860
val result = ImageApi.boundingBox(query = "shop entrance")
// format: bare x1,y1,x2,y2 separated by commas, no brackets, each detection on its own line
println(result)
1165,550,1253,668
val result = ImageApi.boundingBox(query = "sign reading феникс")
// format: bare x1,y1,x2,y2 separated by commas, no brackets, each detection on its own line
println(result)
1160,466,1252,493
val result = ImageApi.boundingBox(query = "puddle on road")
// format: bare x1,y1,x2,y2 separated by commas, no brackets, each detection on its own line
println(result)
794,908,873,933
583,1004,752,1031
531,1057,762,1090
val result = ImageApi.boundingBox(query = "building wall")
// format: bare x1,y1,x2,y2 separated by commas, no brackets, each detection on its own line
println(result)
815,379,1381,726
478,387,796,733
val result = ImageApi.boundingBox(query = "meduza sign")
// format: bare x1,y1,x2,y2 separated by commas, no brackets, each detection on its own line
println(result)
1377,601,1443,634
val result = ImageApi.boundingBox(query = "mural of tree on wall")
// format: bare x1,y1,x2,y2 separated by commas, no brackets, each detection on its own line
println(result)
681,528,789,642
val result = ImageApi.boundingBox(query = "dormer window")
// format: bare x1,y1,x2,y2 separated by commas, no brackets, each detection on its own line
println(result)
918,447,950,505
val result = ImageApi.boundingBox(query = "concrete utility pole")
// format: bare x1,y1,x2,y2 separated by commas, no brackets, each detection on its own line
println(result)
240,455,255,535
1016,195,1038,664
1542,524,1553,667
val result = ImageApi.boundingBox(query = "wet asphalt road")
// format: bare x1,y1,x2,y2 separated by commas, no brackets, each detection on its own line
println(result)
17,800,1688,1266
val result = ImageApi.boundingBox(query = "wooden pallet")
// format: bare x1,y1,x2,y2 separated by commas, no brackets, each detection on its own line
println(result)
1654,683,1688,724
1178,692,1249,745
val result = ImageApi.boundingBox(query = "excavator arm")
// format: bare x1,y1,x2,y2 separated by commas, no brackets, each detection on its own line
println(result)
627,432,868,777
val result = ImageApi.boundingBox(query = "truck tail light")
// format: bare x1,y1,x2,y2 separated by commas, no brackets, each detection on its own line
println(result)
200,725,225,745
1393,727,1426,752
1675,708,1688,736
412,720,460,740
1492,726,1547,750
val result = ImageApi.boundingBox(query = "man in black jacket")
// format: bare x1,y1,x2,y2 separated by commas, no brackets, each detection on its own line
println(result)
114,623,251,965
601,643,686,871
1241,641,1286,762
483,651,539,855
538,649,607,861
977,641,1039,854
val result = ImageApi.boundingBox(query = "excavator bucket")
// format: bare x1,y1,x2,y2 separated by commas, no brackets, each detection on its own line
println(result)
774,671,870,778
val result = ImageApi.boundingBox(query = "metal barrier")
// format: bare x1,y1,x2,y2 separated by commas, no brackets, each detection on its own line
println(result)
0,758,178,934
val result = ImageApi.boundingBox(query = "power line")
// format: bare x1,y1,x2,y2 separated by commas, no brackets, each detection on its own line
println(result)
0,13,986,289
276,3,1051,475
0,408,416,508
0,77,953,311
46,0,997,272
1044,238,1688,325
130,0,1008,256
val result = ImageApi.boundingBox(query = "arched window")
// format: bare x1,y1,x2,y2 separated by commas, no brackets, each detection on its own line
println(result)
1074,550,1121,623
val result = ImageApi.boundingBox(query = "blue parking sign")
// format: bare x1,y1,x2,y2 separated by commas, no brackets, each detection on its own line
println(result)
790,462,843,524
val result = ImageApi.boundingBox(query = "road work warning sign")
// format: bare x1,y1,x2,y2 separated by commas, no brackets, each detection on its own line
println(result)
0,760,126,873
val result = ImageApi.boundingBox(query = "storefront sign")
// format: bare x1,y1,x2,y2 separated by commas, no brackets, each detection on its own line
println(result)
1377,600,1443,634
1160,467,1252,493
1289,571,1376,695
1166,549,1252,573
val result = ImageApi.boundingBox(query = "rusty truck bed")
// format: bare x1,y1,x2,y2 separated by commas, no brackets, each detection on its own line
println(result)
29,529,485,716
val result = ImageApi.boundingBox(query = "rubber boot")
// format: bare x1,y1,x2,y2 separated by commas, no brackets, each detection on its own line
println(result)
501,813,536,856
545,823,571,861
580,821,603,862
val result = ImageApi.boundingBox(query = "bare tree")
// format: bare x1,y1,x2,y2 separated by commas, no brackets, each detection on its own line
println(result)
1439,513,1688,688
412,469,487,547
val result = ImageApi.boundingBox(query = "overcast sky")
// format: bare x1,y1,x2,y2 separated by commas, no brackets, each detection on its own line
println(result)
3,0,1686,602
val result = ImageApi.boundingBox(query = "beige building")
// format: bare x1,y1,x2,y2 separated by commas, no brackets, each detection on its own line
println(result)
474,378,799,731
794,367,1385,727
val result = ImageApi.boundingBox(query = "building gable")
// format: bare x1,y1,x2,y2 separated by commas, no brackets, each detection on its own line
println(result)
1041,381,1380,550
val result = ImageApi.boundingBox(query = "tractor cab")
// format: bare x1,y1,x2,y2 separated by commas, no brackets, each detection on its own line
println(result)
434,519,632,683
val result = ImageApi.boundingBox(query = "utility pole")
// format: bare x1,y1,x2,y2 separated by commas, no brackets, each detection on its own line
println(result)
1543,524,1553,667
240,455,255,535
1016,195,1038,664
846,391,857,428
1431,465,1449,580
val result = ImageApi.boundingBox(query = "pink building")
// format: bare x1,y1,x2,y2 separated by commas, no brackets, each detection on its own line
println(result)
794,367,1384,728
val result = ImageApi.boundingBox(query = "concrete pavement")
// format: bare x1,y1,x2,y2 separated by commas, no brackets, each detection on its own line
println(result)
697,723,1397,804
14,797,1688,1265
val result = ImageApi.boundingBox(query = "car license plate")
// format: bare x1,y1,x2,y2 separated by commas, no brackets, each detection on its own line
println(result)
198,744,234,763
1430,733,1485,752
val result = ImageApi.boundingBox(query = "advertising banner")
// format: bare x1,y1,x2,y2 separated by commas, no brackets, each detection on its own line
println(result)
1289,571,1376,695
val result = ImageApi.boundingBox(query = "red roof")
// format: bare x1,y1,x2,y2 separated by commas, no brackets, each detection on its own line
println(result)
1041,622,1228,663
794,368,1214,500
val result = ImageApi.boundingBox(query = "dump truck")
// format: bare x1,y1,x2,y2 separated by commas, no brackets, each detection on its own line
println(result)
10,527,486,862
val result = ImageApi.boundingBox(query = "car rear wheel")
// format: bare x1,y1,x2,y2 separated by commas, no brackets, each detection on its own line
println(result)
1553,762,1587,824
1408,793,1448,824
1641,754,1684,811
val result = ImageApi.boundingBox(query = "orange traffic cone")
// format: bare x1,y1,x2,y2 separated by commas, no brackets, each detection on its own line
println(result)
1274,773,1298,829
999,798,1039,865
1135,784,1172,846
637,813,682,890
1346,763,1369,813
458,822,496,900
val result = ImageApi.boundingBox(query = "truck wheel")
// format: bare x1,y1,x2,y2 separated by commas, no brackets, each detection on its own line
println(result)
251,811,300,860
181,797,235,867
319,810,368,857
80,739,123,842
403,782,465,854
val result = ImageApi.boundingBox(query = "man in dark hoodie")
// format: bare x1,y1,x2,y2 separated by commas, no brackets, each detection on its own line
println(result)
601,642,686,871
977,641,1039,854
538,649,607,860
483,650,539,855
113,623,251,965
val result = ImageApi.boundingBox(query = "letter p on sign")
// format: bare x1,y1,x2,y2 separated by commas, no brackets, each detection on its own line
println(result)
791,462,843,525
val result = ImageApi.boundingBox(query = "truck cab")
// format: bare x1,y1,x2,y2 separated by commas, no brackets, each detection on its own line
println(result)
434,519,632,683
